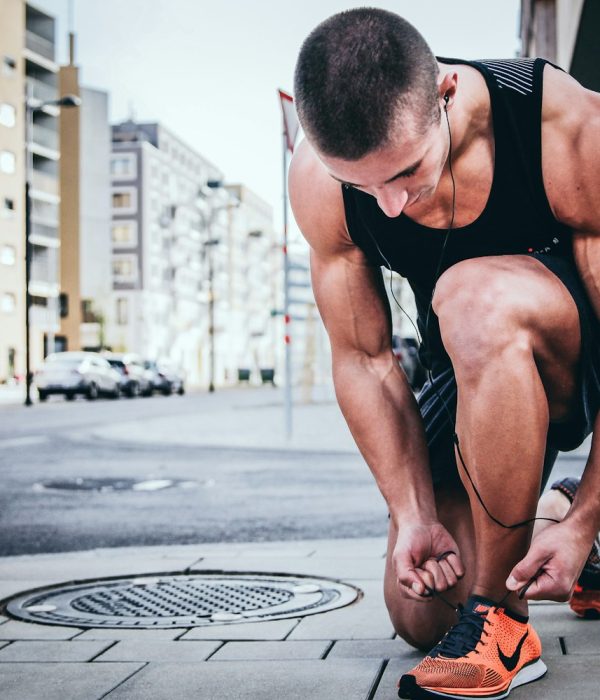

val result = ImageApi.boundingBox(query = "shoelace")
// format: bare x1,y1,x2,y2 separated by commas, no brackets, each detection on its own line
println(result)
431,605,490,658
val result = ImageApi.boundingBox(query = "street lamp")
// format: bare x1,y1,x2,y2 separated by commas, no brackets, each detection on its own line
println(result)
24,92,81,406
198,180,239,393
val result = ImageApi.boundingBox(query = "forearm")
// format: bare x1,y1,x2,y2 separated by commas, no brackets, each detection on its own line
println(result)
333,349,436,526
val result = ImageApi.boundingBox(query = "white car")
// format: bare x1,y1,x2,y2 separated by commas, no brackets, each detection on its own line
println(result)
35,352,121,402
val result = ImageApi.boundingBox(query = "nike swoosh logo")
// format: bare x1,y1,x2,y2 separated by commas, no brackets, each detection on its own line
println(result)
497,630,529,672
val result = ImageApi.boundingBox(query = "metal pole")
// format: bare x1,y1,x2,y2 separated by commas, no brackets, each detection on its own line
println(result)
208,237,215,393
282,133,292,439
24,87,33,406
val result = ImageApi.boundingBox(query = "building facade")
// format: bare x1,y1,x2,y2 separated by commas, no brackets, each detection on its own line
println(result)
0,0,63,381
107,120,224,385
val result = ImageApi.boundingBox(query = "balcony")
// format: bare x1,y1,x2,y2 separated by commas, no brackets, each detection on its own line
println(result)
32,123,58,152
25,30,55,61
31,170,59,197
27,77,57,103
30,221,59,244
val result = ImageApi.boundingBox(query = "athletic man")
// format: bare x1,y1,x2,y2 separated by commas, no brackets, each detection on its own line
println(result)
289,8,600,699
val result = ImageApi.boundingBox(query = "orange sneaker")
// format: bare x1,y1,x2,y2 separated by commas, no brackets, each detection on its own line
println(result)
398,595,546,699
570,584,600,620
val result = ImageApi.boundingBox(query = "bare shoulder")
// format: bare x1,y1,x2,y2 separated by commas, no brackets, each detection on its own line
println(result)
541,63,600,229
289,139,356,257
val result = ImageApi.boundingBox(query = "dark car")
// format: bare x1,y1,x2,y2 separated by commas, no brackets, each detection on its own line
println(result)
35,352,121,401
103,353,153,398
392,335,426,391
143,359,185,396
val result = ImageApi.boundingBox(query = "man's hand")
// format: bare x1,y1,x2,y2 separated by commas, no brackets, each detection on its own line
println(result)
392,520,465,602
506,521,592,601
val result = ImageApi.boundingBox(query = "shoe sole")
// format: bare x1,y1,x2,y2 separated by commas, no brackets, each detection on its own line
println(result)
398,658,547,699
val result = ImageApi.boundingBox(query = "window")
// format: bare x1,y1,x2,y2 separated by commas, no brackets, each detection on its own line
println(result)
110,154,136,179
1,245,15,265
112,256,137,281
2,198,15,218
0,151,16,174
111,187,137,214
112,192,131,208
111,221,138,246
1,293,15,313
0,104,16,128
116,298,128,325
2,56,16,76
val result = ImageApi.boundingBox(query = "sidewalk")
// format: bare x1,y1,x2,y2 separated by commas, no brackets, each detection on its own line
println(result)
0,538,599,699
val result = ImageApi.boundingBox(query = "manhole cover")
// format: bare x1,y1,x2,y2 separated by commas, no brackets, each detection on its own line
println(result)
34,478,196,492
3,572,360,628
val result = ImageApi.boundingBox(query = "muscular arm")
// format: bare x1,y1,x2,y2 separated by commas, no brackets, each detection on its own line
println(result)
509,66,600,599
289,140,436,526
289,140,465,598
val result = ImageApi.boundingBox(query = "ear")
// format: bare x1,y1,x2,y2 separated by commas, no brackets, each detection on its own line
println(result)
438,71,458,109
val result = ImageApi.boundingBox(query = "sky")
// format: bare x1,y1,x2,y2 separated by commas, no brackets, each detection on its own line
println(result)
34,0,521,235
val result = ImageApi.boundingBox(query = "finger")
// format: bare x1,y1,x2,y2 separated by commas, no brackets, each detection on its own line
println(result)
506,552,550,591
437,557,459,589
519,572,572,603
444,552,465,579
400,582,434,602
423,559,451,592
414,567,435,594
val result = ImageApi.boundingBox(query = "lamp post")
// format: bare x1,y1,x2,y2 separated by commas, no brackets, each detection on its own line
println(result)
24,91,81,406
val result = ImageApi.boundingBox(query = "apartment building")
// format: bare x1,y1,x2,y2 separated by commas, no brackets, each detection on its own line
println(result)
107,120,225,385
0,1,62,380
59,35,111,352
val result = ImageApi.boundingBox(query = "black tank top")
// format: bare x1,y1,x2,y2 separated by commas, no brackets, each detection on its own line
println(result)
342,57,571,372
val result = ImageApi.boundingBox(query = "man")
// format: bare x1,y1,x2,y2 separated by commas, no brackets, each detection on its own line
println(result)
289,8,600,700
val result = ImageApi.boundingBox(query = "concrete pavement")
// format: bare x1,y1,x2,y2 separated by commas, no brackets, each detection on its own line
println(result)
1,539,599,699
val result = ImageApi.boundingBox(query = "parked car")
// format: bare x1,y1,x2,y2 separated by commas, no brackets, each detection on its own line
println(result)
103,353,153,398
35,352,121,401
392,335,426,391
143,359,185,396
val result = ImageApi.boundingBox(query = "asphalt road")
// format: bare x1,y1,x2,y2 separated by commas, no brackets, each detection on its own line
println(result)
0,391,388,556
0,389,587,557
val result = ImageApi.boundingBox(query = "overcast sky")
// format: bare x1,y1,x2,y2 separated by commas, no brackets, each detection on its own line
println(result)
35,0,521,234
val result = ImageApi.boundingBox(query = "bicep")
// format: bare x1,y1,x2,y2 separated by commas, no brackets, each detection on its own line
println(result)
310,246,393,358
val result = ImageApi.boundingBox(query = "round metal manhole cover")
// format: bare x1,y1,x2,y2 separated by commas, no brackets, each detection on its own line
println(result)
3,572,360,628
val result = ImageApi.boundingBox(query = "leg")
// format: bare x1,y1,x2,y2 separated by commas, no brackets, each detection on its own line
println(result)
384,482,476,650
432,255,581,614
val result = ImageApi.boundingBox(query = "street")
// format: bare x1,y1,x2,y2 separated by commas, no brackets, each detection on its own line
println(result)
0,386,588,557
0,388,389,556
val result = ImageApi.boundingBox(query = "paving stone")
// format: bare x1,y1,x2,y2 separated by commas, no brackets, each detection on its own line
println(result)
528,603,593,651
74,628,182,641
0,620,82,640
289,580,394,640
193,555,385,580
328,638,421,660
95,639,221,662
0,615,7,625
105,659,382,700
210,640,329,660
0,640,113,662
561,622,600,654
0,580,59,600
373,658,424,699
0,662,145,700
181,618,299,641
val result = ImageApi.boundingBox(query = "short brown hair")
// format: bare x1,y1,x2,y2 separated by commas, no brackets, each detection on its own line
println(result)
294,8,440,159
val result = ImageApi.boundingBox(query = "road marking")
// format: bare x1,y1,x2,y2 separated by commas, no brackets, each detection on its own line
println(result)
0,435,49,449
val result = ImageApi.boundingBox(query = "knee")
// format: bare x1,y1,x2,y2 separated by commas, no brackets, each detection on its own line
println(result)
432,261,532,375
383,581,450,651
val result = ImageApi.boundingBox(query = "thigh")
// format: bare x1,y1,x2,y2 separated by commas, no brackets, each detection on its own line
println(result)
435,254,582,420
384,483,476,650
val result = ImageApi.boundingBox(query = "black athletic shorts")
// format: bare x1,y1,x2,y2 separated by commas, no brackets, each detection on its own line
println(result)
418,252,600,490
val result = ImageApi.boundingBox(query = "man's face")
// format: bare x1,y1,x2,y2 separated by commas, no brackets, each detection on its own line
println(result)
318,113,448,218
